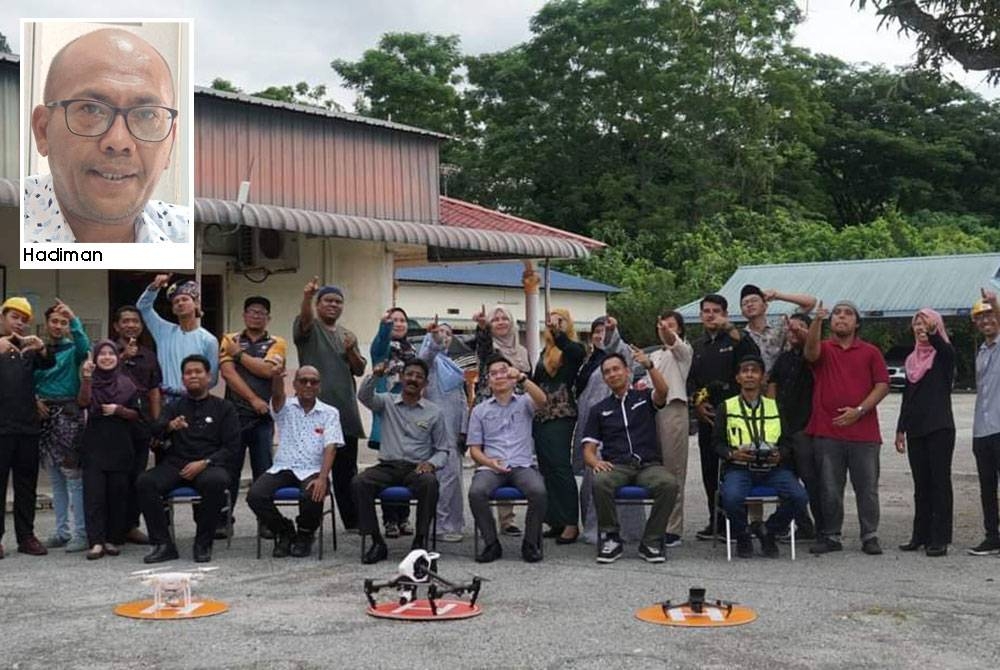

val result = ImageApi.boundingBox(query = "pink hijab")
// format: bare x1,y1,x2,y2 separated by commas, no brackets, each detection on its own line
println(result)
904,308,949,383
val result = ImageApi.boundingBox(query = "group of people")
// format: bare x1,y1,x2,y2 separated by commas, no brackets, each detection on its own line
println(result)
0,274,998,567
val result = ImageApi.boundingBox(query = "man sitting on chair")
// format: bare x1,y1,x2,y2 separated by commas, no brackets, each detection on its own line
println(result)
715,354,809,559
137,355,240,564
353,358,448,564
582,349,678,564
467,354,549,563
247,366,342,558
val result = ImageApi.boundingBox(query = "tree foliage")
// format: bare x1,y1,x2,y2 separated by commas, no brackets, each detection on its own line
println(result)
856,0,1000,83
0,32,10,54
209,78,340,110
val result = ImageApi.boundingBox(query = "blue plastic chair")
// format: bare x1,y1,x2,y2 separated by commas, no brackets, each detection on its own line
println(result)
255,484,337,560
164,486,233,548
360,486,437,559
473,485,530,555
594,485,656,557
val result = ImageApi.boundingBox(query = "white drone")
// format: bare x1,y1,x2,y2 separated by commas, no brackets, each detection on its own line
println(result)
130,567,219,611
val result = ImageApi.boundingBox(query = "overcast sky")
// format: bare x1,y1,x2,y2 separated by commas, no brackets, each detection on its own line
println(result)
3,0,996,110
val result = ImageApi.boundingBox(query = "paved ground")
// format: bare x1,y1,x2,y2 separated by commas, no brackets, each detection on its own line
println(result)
3,393,1000,670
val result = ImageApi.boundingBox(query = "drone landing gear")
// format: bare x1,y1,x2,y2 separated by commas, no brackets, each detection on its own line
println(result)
364,550,483,621
635,587,757,628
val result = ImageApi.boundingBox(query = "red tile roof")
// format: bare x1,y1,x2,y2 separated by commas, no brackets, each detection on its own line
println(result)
439,196,606,249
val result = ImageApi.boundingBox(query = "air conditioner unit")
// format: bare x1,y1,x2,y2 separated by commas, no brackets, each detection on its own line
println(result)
237,228,300,273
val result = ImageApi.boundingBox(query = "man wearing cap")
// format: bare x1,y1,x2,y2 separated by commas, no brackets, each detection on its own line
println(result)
804,300,889,556
0,298,55,558
294,277,366,531
137,274,219,406
25,28,189,243
687,294,760,540
739,285,817,373
219,296,287,533
715,354,809,558
968,288,1000,556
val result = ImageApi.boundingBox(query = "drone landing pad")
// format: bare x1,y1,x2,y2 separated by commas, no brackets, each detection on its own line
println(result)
635,603,757,628
114,599,229,620
367,599,482,621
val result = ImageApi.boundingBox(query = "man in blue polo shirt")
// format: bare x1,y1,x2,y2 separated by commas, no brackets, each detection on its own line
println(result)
583,349,678,563
467,354,549,563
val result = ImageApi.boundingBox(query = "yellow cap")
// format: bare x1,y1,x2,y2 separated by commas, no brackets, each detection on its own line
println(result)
1,297,33,320
972,299,994,317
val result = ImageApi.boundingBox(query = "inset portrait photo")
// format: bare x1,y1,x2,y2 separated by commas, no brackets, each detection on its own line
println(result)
21,19,193,268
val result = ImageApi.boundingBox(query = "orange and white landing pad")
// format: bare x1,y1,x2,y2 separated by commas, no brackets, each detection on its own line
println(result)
114,599,229,620
635,603,757,627
366,599,482,621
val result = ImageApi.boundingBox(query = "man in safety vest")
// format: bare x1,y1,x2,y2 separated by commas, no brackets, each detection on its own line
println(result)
714,354,808,558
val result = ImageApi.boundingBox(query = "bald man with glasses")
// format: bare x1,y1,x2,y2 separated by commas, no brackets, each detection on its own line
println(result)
26,28,189,244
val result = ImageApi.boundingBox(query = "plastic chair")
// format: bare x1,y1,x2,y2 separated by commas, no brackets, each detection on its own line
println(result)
255,484,337,560
164,486,233,548
473,485,530,556
713,474,797,561
360,486,437,560
595,485,656,557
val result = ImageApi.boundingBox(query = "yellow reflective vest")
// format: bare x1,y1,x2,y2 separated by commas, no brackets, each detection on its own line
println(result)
723,395,782,449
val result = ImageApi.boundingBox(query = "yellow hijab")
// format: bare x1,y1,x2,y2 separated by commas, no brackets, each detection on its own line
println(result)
542,308,577,377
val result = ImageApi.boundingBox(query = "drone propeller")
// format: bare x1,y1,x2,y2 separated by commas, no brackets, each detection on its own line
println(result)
130,567,164,577
193,566,220,573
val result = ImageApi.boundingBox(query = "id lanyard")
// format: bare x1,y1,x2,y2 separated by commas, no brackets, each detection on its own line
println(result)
736,397,765,448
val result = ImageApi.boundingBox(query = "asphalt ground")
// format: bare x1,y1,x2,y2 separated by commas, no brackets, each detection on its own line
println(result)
2,393,999,670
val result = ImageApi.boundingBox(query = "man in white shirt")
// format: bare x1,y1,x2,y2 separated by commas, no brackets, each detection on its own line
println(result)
25,28,189,244
247,366,342,558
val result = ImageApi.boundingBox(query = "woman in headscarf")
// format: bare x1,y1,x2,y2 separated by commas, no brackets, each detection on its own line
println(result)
573,316,644,544
895,308,955,557
77,340,140,560
533,308,586,543
369,306,416,537
473,305,532,536
419,319,473,542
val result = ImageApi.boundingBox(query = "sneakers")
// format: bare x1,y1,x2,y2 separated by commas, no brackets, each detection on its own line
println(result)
384,522,400,539
44,534,70,549
64,536,89,553
861,538,883,555
967,538,1000,556
736,534,754,559
597,536,624,563
663,533,682,548
638,542,666,563
809,538,843,555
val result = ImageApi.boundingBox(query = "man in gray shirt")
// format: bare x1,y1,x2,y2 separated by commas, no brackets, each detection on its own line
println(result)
354,358,448,564
467,354,549,563
969,288,1000,556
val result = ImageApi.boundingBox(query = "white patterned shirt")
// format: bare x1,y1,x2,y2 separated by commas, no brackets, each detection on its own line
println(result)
269,397,344,480
23,173,190,243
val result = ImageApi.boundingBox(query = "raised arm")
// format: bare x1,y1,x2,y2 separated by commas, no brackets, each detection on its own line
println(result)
804,301,826,363
358,366,387,412
296,276,320,339
764,289,817,314
137,275,172,342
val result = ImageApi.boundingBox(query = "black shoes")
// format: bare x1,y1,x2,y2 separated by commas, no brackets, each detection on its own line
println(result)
289,532,315,558
193,542,213,563
925,545,947,557
967,538,1000,556
597,535,624,563
476,541,503,563
638,542,666,563
542,526,564,539
363,541,388,565
521,542,543,563
898,540,923,552
273,532,293,558
410,535,428,551
809,538,843,555
760,532,779,558
861,538,883,555
736,534,754,559
144,543,179,564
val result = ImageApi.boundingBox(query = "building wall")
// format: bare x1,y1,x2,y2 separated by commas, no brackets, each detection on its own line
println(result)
0,61,17,179
396,281,609,333
195,97,441,224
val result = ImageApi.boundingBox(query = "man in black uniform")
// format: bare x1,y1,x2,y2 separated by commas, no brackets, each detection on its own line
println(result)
137,355,240,563
688,294,759,540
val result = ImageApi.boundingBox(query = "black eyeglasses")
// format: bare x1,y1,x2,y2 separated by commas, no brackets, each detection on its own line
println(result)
45,99,178,142
296,378,321,386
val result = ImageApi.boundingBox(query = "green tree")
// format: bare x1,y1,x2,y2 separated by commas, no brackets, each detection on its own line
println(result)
0,32,10,54
855,1,1000,83
209,78,340,110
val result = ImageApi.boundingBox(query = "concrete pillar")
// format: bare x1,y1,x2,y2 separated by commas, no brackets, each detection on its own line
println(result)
523,260,542,366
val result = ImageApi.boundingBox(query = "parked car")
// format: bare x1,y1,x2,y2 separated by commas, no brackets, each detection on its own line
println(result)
883,345,911,391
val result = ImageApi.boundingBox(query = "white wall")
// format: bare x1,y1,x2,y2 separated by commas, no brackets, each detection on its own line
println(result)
396,281,610,333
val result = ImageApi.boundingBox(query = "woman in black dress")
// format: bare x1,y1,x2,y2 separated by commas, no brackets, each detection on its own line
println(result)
78,340,140,560
895,309,955,557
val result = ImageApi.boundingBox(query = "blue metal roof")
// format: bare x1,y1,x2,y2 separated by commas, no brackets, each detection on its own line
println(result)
396,262,621,293
678,253,1000,321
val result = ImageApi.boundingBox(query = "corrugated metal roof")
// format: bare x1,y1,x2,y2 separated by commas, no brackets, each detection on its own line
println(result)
396,262,620,293
439,197,606,249
195,87,450,141
678,254,1000,321
195,198,591,259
